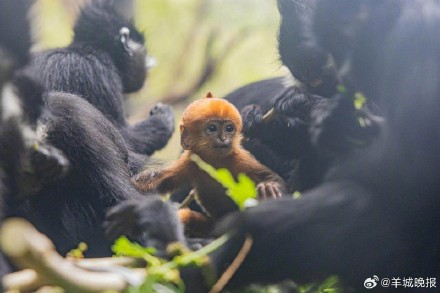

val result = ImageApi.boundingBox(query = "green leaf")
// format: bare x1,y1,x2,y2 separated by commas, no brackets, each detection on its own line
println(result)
190,154,257,210
112,236,158,265
227,173,258,209
353,92,367,110
215,168,237,187
116,235,230,292
66,242,88,259
337,85,347,94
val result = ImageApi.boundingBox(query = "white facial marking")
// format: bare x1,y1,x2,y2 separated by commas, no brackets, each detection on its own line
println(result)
2,84,22,121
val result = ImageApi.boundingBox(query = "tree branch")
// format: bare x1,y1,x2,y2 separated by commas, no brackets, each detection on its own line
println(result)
0,218,145,293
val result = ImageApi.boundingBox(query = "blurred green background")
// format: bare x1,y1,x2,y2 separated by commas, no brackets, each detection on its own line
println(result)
33,0,286,160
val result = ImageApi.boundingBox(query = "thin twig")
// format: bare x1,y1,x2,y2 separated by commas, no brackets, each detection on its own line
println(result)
208,234,253,293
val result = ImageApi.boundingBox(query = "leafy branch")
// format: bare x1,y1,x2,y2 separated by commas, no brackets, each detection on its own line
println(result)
190,154,257,210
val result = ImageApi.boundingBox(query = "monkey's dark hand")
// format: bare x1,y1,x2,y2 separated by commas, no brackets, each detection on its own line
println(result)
274,86,328,124
18,144,70,198
129,103,175,155
104,197,186,254
257,181,284,199
30,143,70,183
241,102,310,159
149,103,175,137
241,104,264,137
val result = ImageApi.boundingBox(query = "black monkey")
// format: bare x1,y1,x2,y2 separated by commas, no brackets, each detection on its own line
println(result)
0,0,180,262
104,196,185,254
0,0,72,277
224,0,380,192
241,89,380,192
224,78,341,191
7,79,179,259
277,0,338,98
187,0,440,291
0,0,29,277
238,87,332,192
29,0,175,157
25,92,182,257
0,0,48,277
220,0,336,192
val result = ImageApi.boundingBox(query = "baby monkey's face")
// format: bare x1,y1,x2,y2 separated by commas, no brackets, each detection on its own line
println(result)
203,119,237,155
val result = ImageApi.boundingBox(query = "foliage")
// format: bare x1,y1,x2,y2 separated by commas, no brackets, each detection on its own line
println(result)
113,236,157,261
190,154,257,210
113,156,259,292
293,191,302,199
353,92,367,110
112,235,230,293
337,85,367,111
223,276,343,293
66,242,88,259
297,276,343,293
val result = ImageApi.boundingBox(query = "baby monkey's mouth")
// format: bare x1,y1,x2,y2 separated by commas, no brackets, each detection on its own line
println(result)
213,143,231,150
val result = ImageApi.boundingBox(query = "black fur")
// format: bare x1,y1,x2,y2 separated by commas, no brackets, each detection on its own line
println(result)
0,83,177,258
24,92,136,256
226,81,334,191
277,0,337,97
6,91,179,257
0,0,68,278
224,0,381,192
0,0,32,71
224,77,288,114
242,87,332,191
104,197,185,255
222,0,340,192
0,0,179,272
0,0,37,278
29,0,174,156
202,0,440,290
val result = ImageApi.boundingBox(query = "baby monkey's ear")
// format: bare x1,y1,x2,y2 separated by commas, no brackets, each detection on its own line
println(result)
180,125,191,150
204,92,214,99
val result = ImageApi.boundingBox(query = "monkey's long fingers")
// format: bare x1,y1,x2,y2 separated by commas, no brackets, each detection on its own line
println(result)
257,184,267,199
272,186,283,199
265,184,277,199
258,182,284,199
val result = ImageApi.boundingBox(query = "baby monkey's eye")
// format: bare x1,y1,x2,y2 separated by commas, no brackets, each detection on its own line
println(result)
207,124,217,132
225,124,235,133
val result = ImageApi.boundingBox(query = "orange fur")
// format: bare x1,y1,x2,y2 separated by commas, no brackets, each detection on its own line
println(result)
181,96,242,134
134,93,287,235
178,207,214,236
